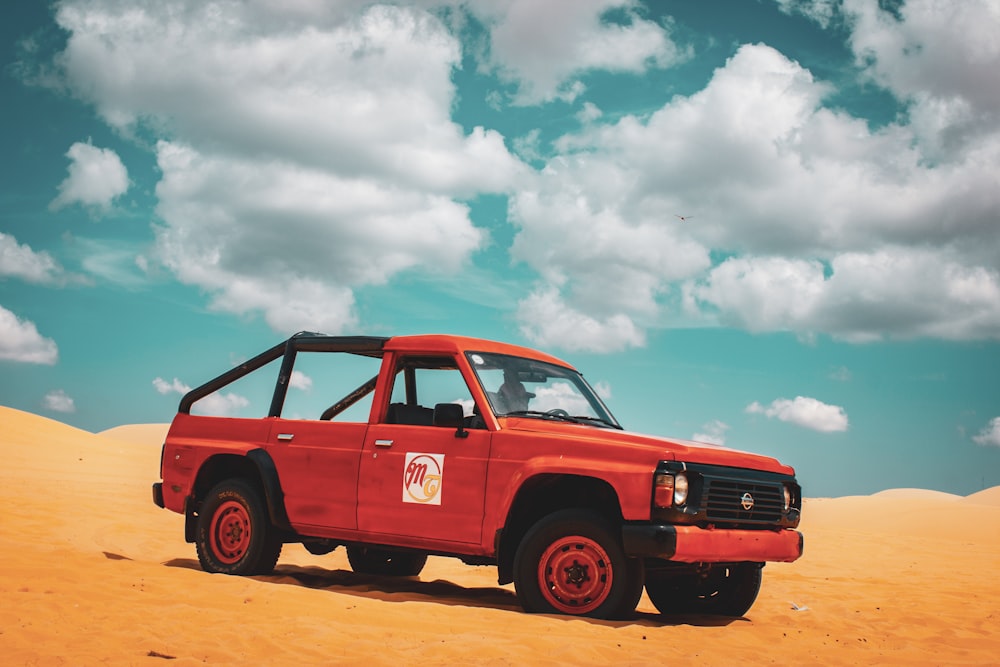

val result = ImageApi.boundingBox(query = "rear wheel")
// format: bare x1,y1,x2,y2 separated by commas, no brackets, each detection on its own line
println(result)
513,510,644,619
347,545,427,577
645,562,762,617
195,479,282,575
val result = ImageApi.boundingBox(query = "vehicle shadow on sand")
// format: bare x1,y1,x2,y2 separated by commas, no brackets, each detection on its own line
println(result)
163,558,742,628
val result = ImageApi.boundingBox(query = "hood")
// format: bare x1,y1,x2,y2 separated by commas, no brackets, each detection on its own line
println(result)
499,417,794,476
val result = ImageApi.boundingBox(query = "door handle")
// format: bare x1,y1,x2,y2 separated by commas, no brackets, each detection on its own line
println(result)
374,439,394,448
277,433,294,441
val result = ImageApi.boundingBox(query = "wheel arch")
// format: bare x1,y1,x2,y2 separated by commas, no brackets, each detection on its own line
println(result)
185,448,292,542
496,473,623,585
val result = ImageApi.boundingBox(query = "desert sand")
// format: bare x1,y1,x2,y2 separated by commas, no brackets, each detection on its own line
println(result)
1,405,997,666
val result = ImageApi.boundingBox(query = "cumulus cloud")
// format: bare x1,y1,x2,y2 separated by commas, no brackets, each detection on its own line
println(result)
50,142,129,212
514,38,1000,347
475,0,689,104
43,389,76,413
152,141,486,333
747,396,849,433
152,377,188,396
842,0,1000,159
0,305,58,364
153,376,248,416
693,419,729,445
972,417,1000,448
689,250,1000,342
530,380,595,415
289,370,312,392
52,1,523,334
35,1,1000,347
516,285,645,353
0,233,66,284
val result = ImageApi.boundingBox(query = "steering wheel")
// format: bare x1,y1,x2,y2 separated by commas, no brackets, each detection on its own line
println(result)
546,408,570,417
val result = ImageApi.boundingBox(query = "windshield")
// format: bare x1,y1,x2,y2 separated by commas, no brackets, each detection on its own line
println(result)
466,351,621,429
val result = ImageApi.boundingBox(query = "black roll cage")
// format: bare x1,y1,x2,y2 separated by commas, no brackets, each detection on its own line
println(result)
177,332,389,416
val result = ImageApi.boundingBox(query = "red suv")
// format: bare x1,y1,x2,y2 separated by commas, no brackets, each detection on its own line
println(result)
153,332,802,619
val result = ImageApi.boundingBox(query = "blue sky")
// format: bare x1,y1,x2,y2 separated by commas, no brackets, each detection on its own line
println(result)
2,0,999,497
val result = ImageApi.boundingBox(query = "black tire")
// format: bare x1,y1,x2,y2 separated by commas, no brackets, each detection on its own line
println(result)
645,562,762,617
513,509,644,619
347,545,427,577
195,479,282,576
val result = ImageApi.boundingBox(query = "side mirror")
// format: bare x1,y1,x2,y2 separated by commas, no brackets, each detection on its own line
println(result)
433,403,469,438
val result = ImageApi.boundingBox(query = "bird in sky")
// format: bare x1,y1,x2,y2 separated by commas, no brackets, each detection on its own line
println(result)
675,214,693,222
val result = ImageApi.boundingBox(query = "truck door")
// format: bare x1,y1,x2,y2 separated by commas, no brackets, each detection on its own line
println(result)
357,355,490,546
264,350,381,532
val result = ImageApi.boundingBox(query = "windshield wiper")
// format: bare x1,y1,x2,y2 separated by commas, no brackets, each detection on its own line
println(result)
503,410,619,429
503,410,583,424
569,415,623,430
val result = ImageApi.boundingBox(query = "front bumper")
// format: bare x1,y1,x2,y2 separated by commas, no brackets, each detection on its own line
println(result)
622,524,803,563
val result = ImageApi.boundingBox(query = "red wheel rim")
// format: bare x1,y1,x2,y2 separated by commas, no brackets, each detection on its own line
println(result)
537,535,613,614
209,500,251,565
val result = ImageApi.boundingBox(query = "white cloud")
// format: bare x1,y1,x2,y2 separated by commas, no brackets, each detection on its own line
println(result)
513,40,1000,347
153,376,248,416
54,3,521,193
693,419,729,445
476,0,689,104
972,417,1000,448
517,285,645,353
774,0,839,29
152,141,486,333
289,370,312,391
842,0,1000,159
0,305,58,364
51,1,523,334
0,233,66,284
39,1,1000,347
43,389,76,413
690,250,1000,342
50,142,129,212
530,380,595,416
153,377,189,396
747,396,849,433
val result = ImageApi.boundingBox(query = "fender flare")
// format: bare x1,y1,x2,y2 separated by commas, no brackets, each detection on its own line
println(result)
184,448,293,542
246,448,293,533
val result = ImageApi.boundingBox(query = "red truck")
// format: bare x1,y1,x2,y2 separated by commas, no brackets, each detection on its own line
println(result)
153,332,802,619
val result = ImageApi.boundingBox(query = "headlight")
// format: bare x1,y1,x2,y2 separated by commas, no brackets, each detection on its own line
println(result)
674,473,689,506
783,484,792,511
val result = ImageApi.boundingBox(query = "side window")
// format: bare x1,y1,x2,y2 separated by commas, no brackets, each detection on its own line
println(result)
280,351,382,421
386,356,479,426
188,357,280,418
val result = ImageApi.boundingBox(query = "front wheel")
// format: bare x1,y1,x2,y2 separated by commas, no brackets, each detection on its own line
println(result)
513,510,644,619
645,562,762,617
195,479,282,576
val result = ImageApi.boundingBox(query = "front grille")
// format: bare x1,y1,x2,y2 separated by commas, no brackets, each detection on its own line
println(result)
703,478,784,525
652,460,801,529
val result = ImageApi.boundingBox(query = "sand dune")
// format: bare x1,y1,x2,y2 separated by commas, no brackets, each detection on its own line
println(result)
1,405,997,665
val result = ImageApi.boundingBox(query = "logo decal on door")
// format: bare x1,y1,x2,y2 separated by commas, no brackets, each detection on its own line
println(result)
403,453,444,505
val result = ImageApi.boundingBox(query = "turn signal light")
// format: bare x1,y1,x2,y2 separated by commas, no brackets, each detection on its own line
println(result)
654,473,674,508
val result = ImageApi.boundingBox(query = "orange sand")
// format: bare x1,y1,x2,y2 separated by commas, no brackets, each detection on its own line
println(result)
1,405,997,665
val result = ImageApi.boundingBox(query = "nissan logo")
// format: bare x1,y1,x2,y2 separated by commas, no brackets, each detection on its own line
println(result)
740,492,755,511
